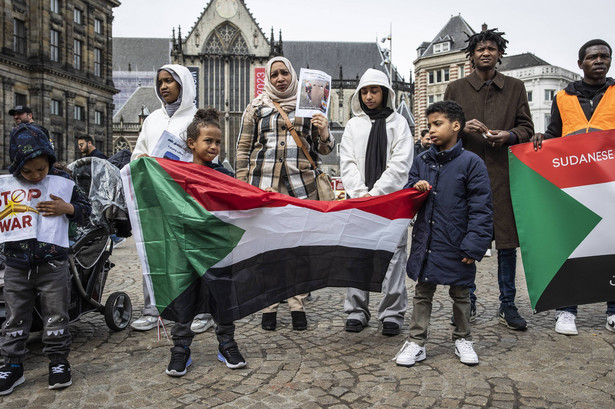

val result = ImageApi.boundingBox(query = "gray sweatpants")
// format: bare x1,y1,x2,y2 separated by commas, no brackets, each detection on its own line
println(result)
1,260,72,363
344,233,408,326
141,276,159,316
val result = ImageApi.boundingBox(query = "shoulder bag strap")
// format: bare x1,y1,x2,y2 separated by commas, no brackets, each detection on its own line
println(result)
272,101,317,170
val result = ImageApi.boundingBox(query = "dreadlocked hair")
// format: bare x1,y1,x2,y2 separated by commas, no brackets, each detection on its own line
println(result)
464,28,508,68
187,108,221,142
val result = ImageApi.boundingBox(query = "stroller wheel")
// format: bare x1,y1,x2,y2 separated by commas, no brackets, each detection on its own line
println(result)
104,292,132,331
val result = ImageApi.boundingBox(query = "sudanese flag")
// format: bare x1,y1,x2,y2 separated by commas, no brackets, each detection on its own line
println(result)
121,158,426,323
509,129,615,313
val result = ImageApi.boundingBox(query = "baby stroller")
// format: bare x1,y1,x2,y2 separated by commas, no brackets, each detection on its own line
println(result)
0,157,133,332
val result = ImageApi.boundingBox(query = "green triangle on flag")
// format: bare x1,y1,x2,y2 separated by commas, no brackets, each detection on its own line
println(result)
509,152,601,310
131,159,245,311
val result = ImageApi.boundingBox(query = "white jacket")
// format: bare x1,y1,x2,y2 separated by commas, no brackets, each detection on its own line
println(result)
340,69,413,198
131,64,198,161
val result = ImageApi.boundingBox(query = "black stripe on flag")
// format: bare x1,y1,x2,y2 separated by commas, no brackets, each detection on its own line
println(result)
535,254,615,313
160,245,394,323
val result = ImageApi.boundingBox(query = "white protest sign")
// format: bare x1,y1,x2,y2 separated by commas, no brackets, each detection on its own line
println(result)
151,130,193,162
0,174,74,247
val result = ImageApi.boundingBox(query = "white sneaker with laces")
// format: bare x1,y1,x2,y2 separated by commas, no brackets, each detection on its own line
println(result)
130,315,158,331
394,341,426,367
606,314,615,333
191,316,215,334
454,338,479,366
555,311,578,335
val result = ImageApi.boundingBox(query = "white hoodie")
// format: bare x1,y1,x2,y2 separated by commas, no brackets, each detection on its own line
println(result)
130,64,198,161
340,68,413,198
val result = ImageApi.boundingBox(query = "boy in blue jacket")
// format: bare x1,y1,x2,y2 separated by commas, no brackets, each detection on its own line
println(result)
0,125,91,395
394,101,492,367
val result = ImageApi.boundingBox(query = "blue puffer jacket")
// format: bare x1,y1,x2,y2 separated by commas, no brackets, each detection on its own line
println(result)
405,140,493,286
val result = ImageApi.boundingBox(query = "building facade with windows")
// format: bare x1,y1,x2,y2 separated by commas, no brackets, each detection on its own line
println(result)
414,16,581,137
413,15,475,137
498,53,581,133
112,0,413,172
0,0,120,168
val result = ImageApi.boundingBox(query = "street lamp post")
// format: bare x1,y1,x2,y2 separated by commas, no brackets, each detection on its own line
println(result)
381,23,393,85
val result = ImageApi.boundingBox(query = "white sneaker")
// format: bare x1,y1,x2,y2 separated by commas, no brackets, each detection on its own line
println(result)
394,341,426,367
555,311,578,335
606,314,615,333
454,338,479,366
191,316,215,334
113,238,127,248
130,315,158,331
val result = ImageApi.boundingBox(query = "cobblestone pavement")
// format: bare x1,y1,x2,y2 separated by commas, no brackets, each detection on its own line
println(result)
1,236,614,408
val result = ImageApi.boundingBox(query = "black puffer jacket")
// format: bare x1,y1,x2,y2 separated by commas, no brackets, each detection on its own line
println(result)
4,125,91,269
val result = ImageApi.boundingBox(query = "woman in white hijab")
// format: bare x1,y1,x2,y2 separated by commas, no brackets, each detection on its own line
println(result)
236,56,335,332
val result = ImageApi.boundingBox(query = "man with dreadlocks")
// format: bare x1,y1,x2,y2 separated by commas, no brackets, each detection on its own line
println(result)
444,28,534,331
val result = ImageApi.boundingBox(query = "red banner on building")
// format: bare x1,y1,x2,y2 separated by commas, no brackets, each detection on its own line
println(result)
255,67,266,98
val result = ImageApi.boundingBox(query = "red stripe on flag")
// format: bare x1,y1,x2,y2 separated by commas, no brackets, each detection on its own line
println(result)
156,158,427,220
509,129,615,189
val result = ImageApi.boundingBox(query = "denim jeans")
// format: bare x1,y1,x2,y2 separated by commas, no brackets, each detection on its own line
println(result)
497,248,517,307
557,302,615,315
468,283,477,309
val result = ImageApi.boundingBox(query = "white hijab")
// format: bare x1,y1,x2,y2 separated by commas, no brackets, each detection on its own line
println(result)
251,56,298,112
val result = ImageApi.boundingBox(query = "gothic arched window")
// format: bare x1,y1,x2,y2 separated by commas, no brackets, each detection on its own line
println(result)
229,36,249,55
202,22,249,55
204,34,224,54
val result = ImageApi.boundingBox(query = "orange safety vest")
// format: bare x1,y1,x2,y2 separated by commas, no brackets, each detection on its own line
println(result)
557,85,615,136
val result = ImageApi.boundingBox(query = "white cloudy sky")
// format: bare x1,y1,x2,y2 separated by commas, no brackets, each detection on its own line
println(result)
113,0,615,79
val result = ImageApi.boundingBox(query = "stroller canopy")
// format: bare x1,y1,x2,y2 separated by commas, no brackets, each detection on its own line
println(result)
68,157,128,228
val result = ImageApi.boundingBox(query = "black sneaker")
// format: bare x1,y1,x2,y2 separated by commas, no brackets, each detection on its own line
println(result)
499,305,527,330
449,305,477,326
49,359,72,390
291,311,307,330
345,319,364,332
382,321,401,336
166,346,192,377
0,364,25,396
217,341,247,369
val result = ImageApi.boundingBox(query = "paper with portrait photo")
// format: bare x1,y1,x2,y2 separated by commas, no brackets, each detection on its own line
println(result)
151,130,193,162
296,68,332,118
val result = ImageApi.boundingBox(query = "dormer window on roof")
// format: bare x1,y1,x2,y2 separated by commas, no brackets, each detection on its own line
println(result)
433,41,451,54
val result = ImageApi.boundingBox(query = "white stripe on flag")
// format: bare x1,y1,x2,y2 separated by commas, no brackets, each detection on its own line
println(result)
211,204,410,268
564,181,615,259
120,166,157,309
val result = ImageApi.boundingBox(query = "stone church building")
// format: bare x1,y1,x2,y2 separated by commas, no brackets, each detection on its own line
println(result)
113,0,414,168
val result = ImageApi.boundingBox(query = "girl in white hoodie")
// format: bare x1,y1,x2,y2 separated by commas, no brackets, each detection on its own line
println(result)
130,65,215,334
340,68,413,336
131,64,197,161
